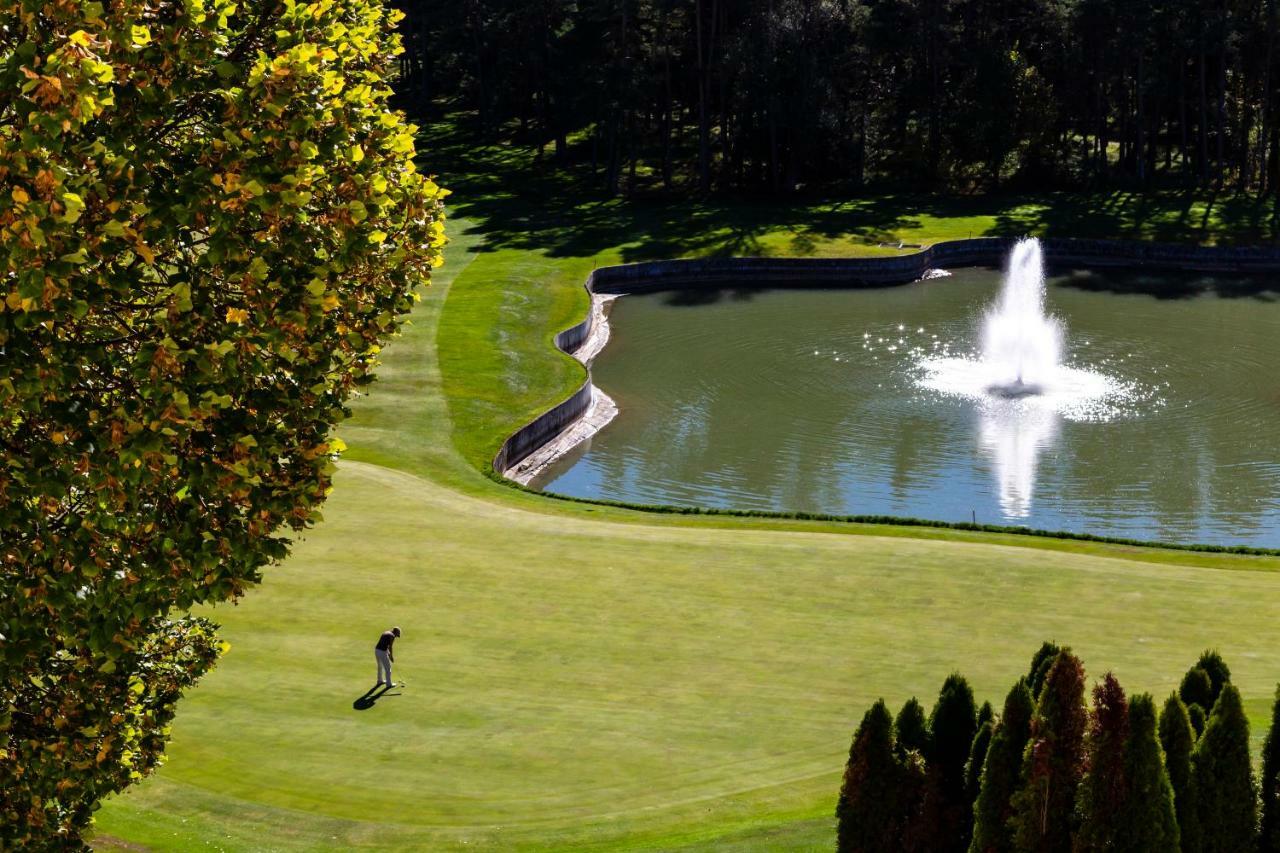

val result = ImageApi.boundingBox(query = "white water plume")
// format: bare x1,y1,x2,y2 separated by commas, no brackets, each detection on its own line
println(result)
914,237,1140,518
981,239,1063,396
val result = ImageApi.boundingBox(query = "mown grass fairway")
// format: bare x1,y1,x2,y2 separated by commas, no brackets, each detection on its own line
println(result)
93,136,1280,850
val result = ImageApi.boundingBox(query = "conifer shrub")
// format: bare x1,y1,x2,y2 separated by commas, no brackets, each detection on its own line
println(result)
837,700,910,852
1190,685,1257,853
1261,685,1280,853
970,680,1034,853
896,697,931,758
838,647,1259,853
966,720,994,807
929,673,979,851
1027,642,1062,699
1116,694,1180,851
1009,650,1088,853
1181,666,1216,714
1074,673,1130,852
1195,651,1232,705
1160,692,1198,852
1188,703,1208,739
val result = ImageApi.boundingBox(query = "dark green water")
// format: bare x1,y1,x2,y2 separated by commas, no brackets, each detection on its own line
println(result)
532,268,1280,548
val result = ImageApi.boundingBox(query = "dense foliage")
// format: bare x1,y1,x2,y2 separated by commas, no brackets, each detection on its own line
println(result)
1160,692,1198,849
837,646,1277,852
1262,684,1280,851
1009,649,1087,853
397,0,1280,194
837,699,910,851
1073,673,1130,851
0,0,445,844
1191,685,1258,851
1117,694,1180,851
970,680,1033,853
929,673,979,851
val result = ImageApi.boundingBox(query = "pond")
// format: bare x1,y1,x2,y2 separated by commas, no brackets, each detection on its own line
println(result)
530,265,1280,548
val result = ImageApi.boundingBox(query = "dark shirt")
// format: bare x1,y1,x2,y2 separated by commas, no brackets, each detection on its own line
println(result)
375,631,396,652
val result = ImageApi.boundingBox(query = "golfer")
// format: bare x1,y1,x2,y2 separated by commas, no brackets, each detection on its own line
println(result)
374,626,400,687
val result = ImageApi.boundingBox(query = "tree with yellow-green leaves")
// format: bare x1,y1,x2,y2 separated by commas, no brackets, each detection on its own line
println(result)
0,0,445,844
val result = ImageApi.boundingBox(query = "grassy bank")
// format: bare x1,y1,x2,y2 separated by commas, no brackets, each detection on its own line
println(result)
432,121,1280,476
91,128,1280,851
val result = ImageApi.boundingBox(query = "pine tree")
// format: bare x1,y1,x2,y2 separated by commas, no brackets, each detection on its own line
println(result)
1191,685,1258,853
929,673,979,852
970,680,1034,853
1160,692,1197,852
1258,684,1280,852
1180,666,1215,714
1116,694,1180,851
978,701,995,729
897,697,931,757
837,700,908,852
1009,650,1088,853
1195,651,1232,704
1074,673,1131,852
1028,642,1062,699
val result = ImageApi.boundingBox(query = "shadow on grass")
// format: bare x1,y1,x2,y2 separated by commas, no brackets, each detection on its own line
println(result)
1052,267,1280,301
419,115,1280,268
353,683,400,711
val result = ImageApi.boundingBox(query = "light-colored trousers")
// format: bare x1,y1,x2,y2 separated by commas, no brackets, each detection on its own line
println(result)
375,649,393,684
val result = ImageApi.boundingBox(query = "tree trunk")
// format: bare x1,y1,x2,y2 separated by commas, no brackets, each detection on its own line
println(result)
695,0,716,194
1136,52,1146,182
1262,0,1277,193
1199,39,1210,183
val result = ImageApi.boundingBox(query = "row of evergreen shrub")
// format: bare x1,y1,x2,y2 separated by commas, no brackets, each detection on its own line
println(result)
836,644,1280,851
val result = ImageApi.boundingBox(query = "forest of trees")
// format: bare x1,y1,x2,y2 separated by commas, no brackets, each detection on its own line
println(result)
835,644,1280,852
393,0,1280,196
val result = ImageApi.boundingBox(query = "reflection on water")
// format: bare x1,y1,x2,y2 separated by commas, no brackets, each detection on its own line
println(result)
531,268,1280,548
978,402,1059,518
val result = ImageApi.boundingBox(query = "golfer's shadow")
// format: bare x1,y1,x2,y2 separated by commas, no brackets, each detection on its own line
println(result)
352,683,400,711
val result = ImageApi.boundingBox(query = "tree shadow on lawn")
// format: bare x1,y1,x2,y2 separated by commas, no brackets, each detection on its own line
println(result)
988,189,1280,247
421,117,1280,267
1052,267,1280,301
353,683,401,711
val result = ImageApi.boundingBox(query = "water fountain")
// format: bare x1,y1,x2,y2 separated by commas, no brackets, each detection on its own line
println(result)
917,237,1134,517
980,239,1063,397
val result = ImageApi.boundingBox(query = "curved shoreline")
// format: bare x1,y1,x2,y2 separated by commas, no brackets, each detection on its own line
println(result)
503,293,620,485
492,235,1280,550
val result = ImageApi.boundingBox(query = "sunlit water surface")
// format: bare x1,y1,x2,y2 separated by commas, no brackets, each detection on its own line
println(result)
532,267,1280,547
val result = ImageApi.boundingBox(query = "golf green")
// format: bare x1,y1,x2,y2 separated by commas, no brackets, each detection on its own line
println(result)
91,224,1280,851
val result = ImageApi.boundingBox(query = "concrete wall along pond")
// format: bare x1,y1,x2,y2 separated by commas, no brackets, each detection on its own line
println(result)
493,237,1280,479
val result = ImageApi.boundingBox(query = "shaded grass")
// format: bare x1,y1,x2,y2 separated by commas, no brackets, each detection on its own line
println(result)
91,128,1280,851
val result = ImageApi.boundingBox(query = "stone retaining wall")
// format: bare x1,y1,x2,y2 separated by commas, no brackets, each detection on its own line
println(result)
493,237,1280,476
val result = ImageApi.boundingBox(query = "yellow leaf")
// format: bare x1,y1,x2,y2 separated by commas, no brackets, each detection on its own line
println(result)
368,230,387,244
11,187,29,205
321,293,339,312
225,307,249,324
130,25,151,46
69,30,94,48
60,192,85,223
349,144,364,163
